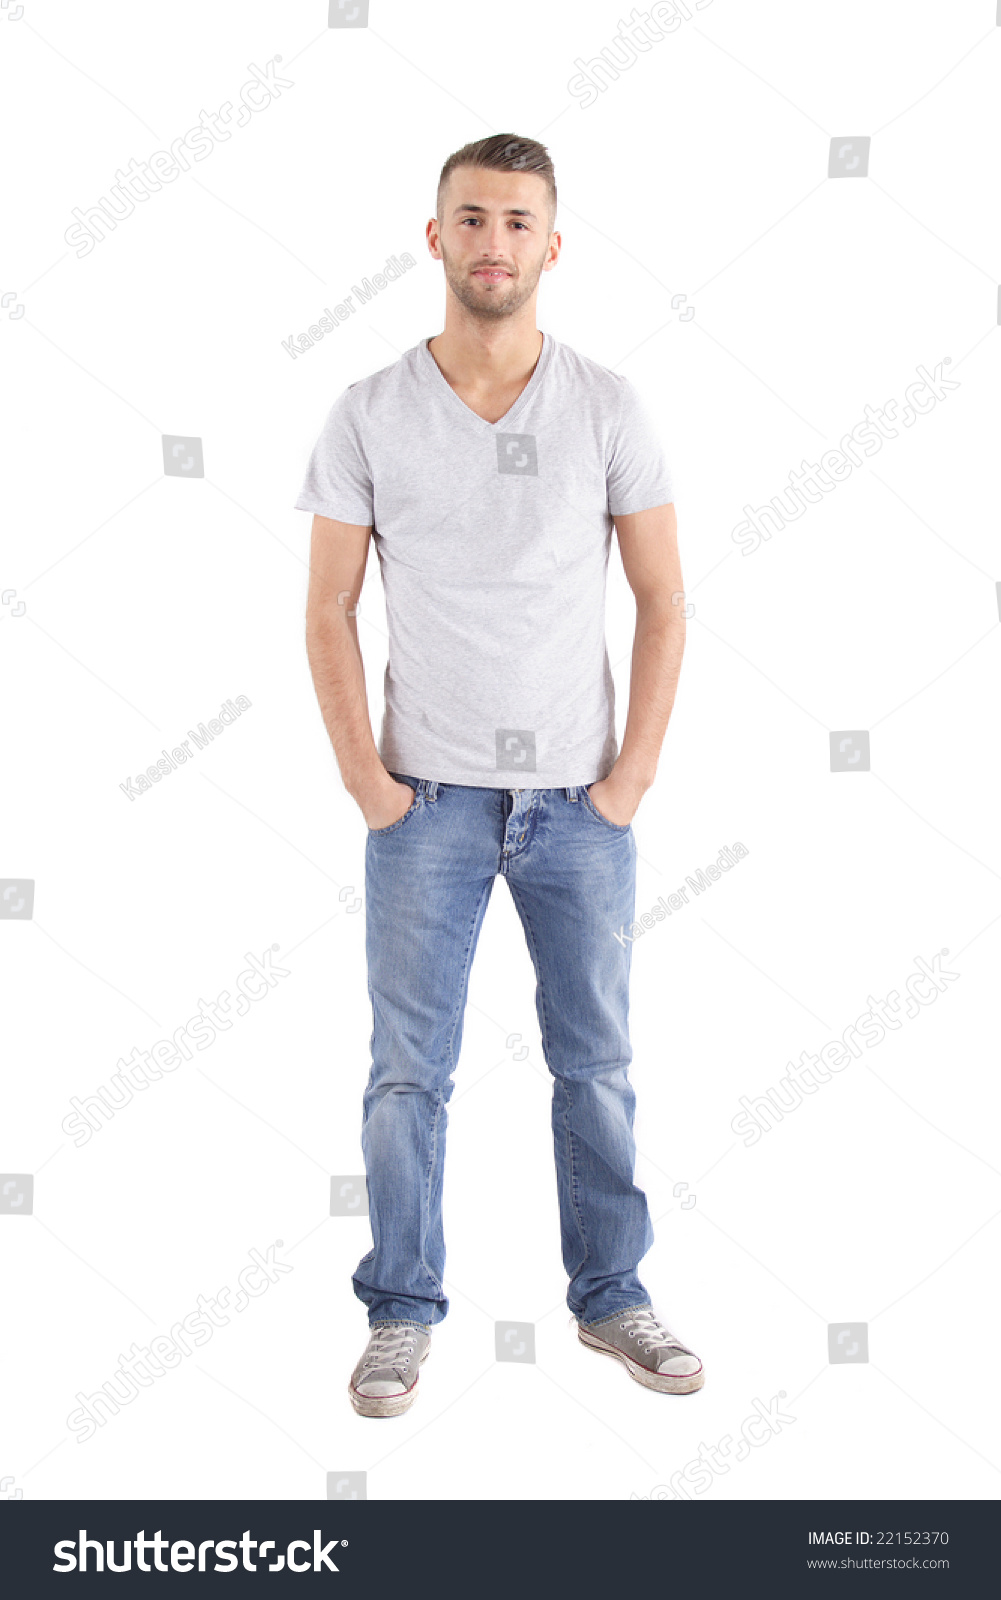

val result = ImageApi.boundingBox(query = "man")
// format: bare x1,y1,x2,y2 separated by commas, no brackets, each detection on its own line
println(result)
295,134,702,1418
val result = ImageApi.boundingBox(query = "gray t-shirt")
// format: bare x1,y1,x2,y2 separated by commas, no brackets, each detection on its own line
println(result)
294,331,673,787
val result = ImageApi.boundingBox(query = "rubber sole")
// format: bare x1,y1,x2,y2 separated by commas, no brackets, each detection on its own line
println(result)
577,1324,705,1394
349,1344,431,1418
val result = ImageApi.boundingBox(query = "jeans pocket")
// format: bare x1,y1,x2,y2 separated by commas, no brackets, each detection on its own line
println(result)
367,782,422,837
580,786,632,832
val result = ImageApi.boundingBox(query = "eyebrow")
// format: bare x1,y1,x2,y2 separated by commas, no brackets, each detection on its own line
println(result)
451,203,538,220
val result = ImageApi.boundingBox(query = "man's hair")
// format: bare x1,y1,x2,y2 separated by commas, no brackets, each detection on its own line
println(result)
436,134,557,234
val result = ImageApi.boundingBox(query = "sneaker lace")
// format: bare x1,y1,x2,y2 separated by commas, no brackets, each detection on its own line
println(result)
361,1325,418,1372
617,1308,687,1355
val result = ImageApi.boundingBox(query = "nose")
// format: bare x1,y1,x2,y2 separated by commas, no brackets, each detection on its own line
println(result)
478,222,511,257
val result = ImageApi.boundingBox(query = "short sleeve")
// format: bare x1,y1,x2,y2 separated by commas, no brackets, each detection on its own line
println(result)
606,377,674,516
293,386,374,525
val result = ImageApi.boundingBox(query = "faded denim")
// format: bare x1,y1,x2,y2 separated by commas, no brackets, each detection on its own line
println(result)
352,773,655,1329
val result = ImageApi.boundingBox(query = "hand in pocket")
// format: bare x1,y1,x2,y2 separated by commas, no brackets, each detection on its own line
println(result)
364,780,416,831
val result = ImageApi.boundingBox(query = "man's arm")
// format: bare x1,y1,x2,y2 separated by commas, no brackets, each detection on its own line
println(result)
304,513,414,830
589,501,686,826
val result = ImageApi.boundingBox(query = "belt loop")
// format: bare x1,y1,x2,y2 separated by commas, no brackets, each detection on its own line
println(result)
567,785,578,802
426,779,438,801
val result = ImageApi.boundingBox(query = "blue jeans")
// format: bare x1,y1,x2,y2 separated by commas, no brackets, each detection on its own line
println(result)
352,773,655,1330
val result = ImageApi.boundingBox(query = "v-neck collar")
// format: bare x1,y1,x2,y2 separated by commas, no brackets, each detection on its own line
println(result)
418,330,553,433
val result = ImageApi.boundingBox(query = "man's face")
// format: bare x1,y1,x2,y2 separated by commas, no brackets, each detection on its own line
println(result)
429,165,558,321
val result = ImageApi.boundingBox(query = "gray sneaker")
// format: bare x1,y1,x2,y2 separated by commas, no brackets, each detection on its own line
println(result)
578,1305,704,1394
349,1322,431,1417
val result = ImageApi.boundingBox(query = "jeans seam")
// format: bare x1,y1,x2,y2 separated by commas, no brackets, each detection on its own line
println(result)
413,874,491,1300
420,1090,444,1297
508,879,590,1274
566,1093,589,1275
445,877,494,1077
506,881,552,1065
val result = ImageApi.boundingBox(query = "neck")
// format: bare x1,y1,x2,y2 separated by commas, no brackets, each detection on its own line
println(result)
427,313,543,388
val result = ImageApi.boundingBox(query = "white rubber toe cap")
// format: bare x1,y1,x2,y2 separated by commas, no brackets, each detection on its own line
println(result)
657,1354,702,1376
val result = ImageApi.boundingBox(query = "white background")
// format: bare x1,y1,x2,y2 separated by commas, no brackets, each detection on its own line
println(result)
1,0,999,1503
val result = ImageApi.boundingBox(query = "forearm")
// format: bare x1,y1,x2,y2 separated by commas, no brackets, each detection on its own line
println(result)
613,607,686,793
305,617,387,801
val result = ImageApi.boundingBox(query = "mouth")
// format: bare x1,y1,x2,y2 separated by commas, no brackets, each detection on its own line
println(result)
472,268,511,281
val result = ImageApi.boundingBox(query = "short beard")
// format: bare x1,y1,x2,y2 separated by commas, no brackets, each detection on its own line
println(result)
439,239,547,321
